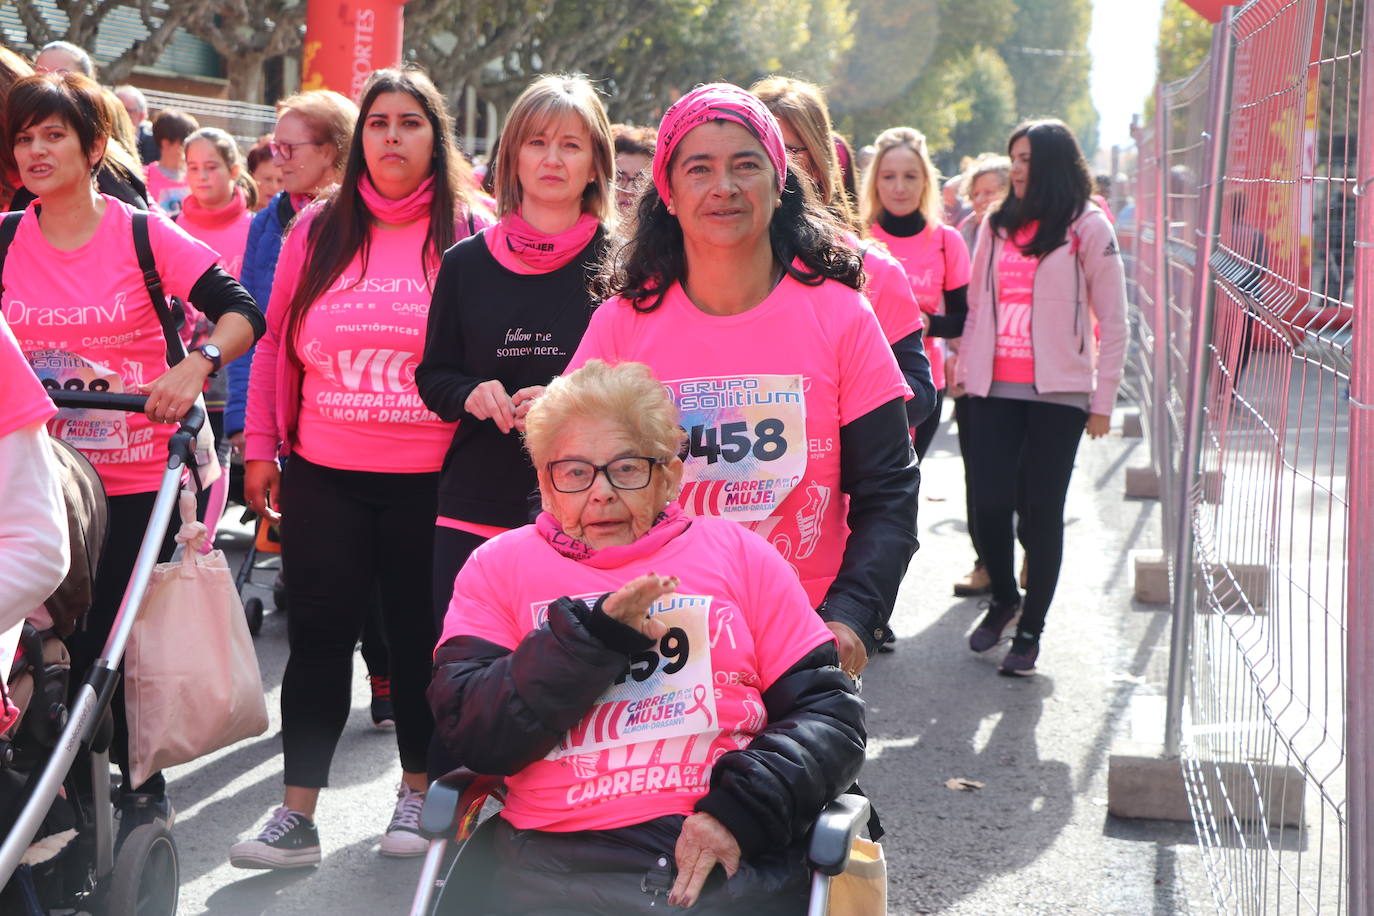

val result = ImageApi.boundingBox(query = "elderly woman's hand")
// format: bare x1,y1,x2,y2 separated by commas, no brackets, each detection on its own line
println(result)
602,573,677,640
669,812,741,908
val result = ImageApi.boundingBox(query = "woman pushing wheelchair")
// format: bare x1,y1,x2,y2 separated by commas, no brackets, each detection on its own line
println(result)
428,359,865,913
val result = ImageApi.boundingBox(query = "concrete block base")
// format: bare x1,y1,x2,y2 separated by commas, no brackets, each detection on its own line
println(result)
1132,550,1170,604
1108,740,1304,827
1200,469,1225,504
1125,465,1160,499
1121,411,1144,438
1201,563,1269,613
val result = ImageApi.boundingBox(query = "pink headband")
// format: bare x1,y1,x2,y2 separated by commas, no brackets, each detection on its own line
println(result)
652,83,788,205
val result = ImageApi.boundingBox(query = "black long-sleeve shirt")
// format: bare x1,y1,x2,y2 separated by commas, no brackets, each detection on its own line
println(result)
416,228,607,527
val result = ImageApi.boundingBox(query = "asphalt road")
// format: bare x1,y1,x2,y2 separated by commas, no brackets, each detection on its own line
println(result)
168,406,1214,915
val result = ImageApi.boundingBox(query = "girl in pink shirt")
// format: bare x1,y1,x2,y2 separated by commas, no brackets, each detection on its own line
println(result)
236,69,492,869
179,127,258,539
751,76,937,434
1,73,263,828
862,127,973,461
957,119,1126,676
569,83,919,681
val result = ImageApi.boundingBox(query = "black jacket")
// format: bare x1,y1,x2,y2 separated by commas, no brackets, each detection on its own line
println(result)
429,595,866,858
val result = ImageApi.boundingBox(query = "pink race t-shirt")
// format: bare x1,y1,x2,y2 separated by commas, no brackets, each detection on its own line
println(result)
993,224,1039,384
440,515,833,832
869,223,971,391
569,273,908,608
279,213,457,473
145,164,190,217
177,190,252,279
0,317,54,437
841,232,920,346
1,196,218,495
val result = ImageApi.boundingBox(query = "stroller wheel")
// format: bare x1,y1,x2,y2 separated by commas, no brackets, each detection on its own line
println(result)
244,597,264,636
103,822,179,915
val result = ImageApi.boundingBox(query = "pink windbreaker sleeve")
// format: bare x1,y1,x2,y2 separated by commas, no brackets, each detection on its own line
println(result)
243,216,309,462
1077,212,1128,416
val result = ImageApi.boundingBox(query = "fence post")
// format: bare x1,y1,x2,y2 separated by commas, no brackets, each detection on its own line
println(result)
1150,85,1173,540
1347,5,1374,911
1163,11,1233,760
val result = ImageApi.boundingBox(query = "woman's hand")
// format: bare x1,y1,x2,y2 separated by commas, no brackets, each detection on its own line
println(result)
1085,413,1110,439
826,620,869,678
244,459,282,522
944,350,964,398
601,573,677,640
139,356,212,424
229,431,245,457
511,385,545,433
464,380,516,433
669,812,741,908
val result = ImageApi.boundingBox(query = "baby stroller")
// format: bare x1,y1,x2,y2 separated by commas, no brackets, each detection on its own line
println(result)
408,768,872,916
0,392,202,915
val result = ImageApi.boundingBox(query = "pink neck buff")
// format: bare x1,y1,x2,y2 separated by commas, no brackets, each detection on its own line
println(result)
487,210,599,275
652,83,788,206
536,502,691,569
359,172,434,224
179,186,248,228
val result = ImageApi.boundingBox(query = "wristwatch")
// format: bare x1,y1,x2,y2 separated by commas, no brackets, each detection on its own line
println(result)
192,343,222,375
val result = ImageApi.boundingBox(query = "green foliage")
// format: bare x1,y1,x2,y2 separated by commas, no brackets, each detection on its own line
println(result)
999,0,1097,155
1155,0,1213,85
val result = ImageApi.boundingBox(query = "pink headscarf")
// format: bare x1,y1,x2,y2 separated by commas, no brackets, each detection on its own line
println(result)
652,83,788,205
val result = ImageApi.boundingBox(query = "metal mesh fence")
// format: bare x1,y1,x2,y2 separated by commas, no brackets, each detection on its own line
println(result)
1129,1,1364,913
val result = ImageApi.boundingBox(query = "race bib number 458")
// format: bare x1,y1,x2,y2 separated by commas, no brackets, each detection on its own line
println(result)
668,374,807,523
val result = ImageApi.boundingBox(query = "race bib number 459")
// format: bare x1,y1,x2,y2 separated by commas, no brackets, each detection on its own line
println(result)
668,374,807,523
550,596,716,759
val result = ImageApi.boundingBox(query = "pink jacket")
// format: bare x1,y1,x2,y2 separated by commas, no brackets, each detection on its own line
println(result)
243,210,310,463
957,204,1127,416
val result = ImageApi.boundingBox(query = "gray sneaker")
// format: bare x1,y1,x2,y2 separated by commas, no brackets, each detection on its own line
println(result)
968,598,1021,653
999,632,1040,676
230,807,321,869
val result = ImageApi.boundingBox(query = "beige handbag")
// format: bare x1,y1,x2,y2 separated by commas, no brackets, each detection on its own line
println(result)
827,837,887,916
125,490,267,787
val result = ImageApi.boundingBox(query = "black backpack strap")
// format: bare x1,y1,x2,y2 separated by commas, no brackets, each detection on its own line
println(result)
131,211,186,367
0,211,24,297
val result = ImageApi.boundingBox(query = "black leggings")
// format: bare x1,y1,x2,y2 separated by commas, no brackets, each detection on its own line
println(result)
952,394,981,563
912,388,945,462
278,456,438,786
966,397,1086,639
69,490,181,797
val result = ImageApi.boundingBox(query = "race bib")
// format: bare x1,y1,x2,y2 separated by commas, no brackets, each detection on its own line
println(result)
668,374,807,523
27,349,128,451
548,596,717,760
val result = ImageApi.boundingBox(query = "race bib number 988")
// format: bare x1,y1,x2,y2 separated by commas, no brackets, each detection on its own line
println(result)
668,374,807,523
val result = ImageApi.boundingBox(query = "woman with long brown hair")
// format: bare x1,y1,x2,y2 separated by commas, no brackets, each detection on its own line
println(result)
236,67,492,868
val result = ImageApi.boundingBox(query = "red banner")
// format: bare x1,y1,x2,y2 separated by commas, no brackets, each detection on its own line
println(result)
301,0,409,100
1180,0,1228,22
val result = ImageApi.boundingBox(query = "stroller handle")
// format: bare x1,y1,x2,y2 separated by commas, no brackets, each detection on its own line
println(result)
47,391,205,466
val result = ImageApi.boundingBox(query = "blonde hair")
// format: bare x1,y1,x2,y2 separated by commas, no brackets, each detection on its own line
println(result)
186,126,259,209
750,75,854,228
960,153,1011,200
860,127,943,228
524,360,684,468
496,75,615,223
276,89,358,172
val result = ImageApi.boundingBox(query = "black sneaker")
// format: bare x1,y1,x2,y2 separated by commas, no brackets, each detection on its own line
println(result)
369,675,395,729
116,792,175,850
999,631,1040,676
229,806,321,869
968,598,1021,653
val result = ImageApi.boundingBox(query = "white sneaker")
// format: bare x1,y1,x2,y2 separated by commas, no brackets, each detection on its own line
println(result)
379,785,428,857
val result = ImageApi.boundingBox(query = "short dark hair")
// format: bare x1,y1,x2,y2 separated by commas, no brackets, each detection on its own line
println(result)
246,136,274,175
990,118,1092,258
1,72,111,175
151,108,199,146
612,124,656,158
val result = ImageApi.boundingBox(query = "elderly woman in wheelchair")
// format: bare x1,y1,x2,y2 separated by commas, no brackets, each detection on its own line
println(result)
424,360,866,914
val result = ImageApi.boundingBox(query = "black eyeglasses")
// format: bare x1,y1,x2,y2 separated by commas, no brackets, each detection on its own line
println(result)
269,139,325,162
547,457,661,493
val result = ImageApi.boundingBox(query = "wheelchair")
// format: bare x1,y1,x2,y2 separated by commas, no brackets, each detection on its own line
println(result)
407,768,871,916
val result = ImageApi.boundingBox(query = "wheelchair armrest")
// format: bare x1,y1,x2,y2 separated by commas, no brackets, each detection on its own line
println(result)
806,793,870,876
419,767,506,841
